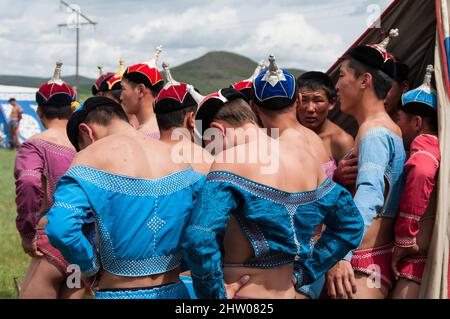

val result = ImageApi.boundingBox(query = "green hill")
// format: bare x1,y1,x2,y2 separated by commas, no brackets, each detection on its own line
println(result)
0,75,95,88
169,51,305,94
0,51,306,100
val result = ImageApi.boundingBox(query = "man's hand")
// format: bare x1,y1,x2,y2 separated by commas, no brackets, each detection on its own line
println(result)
326,260,356,299
391,244,420,280
224,275,250,299
334,157,358,187
21,238,44,258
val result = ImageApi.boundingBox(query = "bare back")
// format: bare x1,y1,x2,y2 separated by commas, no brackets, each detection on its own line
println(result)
73,129,190,179
162,137,214,175
215,132,326,298
298,125,332,164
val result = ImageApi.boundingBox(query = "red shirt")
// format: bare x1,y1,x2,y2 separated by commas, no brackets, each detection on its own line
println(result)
395,134,440,247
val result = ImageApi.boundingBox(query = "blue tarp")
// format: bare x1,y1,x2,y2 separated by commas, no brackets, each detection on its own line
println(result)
0,88,44,148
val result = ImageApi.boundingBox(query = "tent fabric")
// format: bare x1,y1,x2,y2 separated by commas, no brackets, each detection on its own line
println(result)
0,85,44,147
327,0,436,137
419,0,450,299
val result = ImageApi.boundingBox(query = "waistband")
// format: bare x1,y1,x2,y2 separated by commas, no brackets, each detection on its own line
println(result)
94,281,189,299
97,282,173,292
222,253,293,269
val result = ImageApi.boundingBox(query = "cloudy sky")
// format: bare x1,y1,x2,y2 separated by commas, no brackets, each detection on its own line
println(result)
0,0,392,78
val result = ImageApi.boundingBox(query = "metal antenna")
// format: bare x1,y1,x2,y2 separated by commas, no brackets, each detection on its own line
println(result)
58,0,97,91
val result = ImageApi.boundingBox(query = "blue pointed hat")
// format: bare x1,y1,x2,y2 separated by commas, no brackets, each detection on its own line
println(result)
252,54,298,110
401,64,437,113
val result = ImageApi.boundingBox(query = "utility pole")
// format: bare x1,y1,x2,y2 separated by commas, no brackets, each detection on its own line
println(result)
58,0,97,90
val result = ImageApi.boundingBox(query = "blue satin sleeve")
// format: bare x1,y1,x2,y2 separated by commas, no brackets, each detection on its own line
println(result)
342,132,392,261
294,184,364,288
182,180,238,299
45,175,100,276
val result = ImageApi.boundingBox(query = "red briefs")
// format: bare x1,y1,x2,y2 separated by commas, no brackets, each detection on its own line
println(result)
397,255,426,284
350,244,394,290
35,228,70,276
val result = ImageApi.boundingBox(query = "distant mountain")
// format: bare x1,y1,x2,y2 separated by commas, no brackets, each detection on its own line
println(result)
0,75,95,88
0,51,306,100
170,51,306,94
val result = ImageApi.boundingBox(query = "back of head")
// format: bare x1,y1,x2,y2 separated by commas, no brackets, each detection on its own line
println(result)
212,98,258,127
194,88,257,143
154,63,200,131
252,54,298,111
67,96,129,151
298,71,336,102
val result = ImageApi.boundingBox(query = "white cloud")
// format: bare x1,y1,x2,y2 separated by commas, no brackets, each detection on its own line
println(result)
235,13,343,71
0,0,393,78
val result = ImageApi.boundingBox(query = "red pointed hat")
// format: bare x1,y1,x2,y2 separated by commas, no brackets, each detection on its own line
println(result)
36,61,77,107
123,46,164,91
231,60,266,101
194,88,247,142
92,66,114,95
154,62,200,114
100,57,126,92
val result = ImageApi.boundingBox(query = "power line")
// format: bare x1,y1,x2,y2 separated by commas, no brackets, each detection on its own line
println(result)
57,0,97,90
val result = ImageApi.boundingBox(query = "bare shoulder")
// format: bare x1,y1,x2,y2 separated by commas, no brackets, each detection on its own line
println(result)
330,123,354,148
358,117,402,140
71,134,131,168
302,126,331,160
191,143,214,174
26,131,45,142
210,141,261,178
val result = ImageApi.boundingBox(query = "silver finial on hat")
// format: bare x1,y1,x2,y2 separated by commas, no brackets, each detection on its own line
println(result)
186,84,205,105
162,62,180,86
49,60,64,85
424,65,434,87
147,45,163,68
376,28,399,51
117,57,126,76
262,54,286,86
97,65,104,76
162,61,184,102
418,64,435,94
245,59,266,82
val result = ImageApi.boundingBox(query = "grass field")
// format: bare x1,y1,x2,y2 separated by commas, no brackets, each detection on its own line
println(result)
0,149,29,298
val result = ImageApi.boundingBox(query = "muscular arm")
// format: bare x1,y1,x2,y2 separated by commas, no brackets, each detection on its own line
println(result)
332,130,354,163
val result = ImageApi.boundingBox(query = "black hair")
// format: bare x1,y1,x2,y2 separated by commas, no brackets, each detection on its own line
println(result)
38,104,73,120
344,56,393,100
66,96,129,151
122,76,163,98
298,71,336,102
403,102,438,132
156,105,197,131
8,98,16,103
